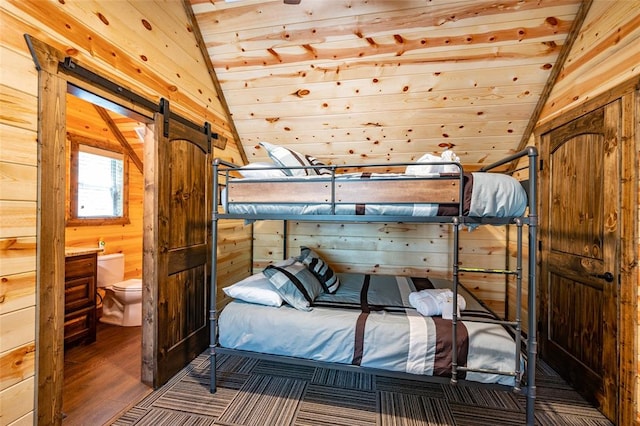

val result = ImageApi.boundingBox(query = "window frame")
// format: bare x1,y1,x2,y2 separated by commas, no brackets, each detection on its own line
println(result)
67,133,130,226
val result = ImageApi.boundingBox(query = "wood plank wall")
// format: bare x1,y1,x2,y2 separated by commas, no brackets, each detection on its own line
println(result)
0,1,239,423
215,219,253,311
0,23,39,424
536,2,640,424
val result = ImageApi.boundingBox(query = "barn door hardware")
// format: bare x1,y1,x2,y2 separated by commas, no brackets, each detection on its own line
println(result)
56,54,219,148
159,98,216,153
591,271,614,282
204,122,212,153
160,98,171,138
60,56,157,116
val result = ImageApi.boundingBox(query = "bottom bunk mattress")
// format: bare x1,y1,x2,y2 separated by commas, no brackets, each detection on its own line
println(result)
218,273,520,386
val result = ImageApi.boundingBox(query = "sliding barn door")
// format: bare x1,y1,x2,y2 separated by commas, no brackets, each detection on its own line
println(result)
539,103,619,422
143,114,211,387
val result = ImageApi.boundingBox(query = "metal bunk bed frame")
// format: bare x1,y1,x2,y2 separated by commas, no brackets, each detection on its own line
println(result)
209,147,538,425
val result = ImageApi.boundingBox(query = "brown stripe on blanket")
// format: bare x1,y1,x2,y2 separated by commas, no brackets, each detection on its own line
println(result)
432,317,469,380
352,275,371,366
355,173,372,215
410,277,435,291
437,172,473,216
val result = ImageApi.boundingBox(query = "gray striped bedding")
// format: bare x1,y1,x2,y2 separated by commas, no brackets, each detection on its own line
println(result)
218,273,521,385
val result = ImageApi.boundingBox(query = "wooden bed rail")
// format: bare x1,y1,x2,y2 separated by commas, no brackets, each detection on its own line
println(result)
213,159,466,211
226,178,461,205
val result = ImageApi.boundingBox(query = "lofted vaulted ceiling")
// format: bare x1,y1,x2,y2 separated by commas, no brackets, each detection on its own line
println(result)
188,0,587,170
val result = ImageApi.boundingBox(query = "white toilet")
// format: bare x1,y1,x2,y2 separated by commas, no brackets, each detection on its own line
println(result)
96,253,142,327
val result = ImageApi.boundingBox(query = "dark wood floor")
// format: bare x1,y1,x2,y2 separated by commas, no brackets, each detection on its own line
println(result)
63,322,151,426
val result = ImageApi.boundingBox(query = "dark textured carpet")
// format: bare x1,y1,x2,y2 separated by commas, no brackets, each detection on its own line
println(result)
112,352,613,426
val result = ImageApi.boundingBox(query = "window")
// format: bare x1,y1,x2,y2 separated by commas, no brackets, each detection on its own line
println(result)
77,145,124,217
68,134,130,225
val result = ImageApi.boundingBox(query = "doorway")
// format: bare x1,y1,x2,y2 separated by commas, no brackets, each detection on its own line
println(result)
30,36,213,424
537,79,639,424
62,92,151,423
539,104,619,421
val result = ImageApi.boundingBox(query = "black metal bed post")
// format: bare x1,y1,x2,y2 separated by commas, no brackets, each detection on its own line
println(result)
209,159,220,393
283,220,288,259
514,218,523,393
526,146,538,425
450,216,460,384
504,221,511,323
449,163,465,384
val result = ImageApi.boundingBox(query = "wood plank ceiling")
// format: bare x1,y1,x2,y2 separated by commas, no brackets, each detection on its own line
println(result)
188,0,586,170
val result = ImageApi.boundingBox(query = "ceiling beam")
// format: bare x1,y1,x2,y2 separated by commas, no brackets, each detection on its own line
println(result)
183,0,248,163
93,104,144,174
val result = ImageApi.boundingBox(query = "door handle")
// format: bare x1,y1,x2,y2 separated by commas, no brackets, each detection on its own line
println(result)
591,272,614,282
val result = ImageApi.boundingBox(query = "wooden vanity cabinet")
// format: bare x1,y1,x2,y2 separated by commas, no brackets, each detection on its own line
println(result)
64,252,97,348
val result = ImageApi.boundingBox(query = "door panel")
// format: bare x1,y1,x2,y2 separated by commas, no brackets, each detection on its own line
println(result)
549,132,604,257
539,103,619,422
548,274,603,374
168,141,208,248
145,114,211,387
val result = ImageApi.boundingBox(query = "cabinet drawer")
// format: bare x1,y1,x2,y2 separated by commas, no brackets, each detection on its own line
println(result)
65,254,97,280
64,306,96,346
65,276,95,311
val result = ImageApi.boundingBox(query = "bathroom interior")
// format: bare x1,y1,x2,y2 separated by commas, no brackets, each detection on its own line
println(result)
63,91,150,422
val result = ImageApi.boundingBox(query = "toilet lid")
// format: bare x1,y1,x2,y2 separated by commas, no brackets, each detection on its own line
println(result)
113,278,142,292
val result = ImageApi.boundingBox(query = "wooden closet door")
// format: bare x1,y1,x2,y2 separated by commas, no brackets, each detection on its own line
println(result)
539,103,619,422
143,116,211,388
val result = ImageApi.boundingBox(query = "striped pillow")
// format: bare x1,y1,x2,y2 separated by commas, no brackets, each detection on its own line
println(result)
263,258,324,311
297,247,340,294
306,154,332,175
259,141,331,176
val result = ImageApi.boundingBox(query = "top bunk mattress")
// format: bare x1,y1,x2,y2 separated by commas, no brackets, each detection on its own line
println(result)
220,171,528,219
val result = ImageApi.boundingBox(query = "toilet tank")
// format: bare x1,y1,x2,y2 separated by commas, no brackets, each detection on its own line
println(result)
97,253,125,287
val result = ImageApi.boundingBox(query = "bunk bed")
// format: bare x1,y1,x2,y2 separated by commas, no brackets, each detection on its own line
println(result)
209,147,538,425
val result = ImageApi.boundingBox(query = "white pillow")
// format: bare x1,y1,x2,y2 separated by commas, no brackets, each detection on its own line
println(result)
223,273,283,306
238,162,287,179
259,141,331,176
405,150,461,175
